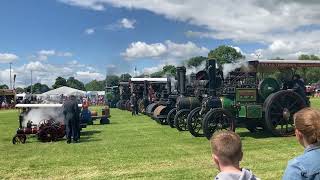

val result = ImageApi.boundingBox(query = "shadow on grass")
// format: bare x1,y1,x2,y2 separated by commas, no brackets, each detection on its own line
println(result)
81,130,101,136
79,130,102,142
237,131,274,139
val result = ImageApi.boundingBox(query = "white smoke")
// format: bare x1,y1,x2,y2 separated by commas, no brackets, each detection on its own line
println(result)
222,59,248,77
186,61,206,75
22,107,64,127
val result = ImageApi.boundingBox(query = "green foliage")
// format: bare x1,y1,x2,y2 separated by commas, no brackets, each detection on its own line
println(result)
310,54,320,60
66,77,86,91
297,54,320,83
270,57,284,60
0,84,9,89
25,83,50,94
162,65,176,76
186,56,207,68
15,87,24,93
85,80,106,91
120,73,132,82
298,54,311,60
148,65,177,77
150,71,164,78
106,75,120,86
52,77,67,89
208,45,245,65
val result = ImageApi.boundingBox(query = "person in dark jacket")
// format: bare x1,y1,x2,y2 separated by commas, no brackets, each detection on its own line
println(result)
130,93,138,116
63,95,80,143
292,74,309,105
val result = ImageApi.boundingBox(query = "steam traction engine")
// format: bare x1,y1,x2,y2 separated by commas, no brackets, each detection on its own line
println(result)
116,82,131,111
12,106,69,144
13,119,65,144
188,59,316,140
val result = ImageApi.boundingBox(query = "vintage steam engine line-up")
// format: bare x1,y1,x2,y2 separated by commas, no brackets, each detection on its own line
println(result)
117,58,320,140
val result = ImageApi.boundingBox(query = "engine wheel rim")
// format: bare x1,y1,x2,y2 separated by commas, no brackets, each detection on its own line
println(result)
204,109,235,139
177,112,188,131
190,111,203,135
167,109,176,128
266,91,305,136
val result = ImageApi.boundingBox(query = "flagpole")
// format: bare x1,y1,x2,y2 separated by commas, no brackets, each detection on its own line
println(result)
9,62,12,89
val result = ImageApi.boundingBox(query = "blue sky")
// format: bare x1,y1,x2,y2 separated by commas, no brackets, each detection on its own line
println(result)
1,0,320,87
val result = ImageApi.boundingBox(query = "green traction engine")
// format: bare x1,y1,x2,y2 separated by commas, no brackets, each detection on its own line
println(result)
187,59,308,140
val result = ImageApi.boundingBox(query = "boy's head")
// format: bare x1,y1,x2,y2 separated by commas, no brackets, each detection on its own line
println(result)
210,131,243,169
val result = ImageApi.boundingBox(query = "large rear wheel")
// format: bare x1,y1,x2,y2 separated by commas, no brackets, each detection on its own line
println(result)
202,108,235,140
264,90,306,137
187,107,204,137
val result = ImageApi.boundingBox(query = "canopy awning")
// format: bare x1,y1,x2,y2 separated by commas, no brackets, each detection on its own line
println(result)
248,60,320,72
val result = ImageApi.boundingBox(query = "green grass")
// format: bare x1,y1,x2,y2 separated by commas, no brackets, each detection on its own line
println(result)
0,99,320,180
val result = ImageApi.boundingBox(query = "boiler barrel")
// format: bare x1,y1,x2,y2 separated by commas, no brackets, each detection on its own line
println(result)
176,97,201,110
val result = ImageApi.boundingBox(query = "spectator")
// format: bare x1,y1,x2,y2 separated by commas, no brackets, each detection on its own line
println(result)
130,93,138,116
283,108,320,180
210,131,259,180
63,95,81,143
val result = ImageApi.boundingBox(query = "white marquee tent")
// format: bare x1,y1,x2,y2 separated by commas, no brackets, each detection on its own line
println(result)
40,86,86,97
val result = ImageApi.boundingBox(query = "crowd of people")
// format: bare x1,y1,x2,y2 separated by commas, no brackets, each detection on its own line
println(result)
0,96,15,110
210,107,320,180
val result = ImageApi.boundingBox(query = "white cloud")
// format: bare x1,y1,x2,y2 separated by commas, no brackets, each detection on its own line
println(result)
122,40,209,64
122,41,167,59
0,61,104,87
57,52,73,57
30,49,73,61
105,18,137,30
0,53,19,63
59,0,320,59
143,64,164,74
120,18,135,29
75,71,105,82
85,28,95,35
58,0,105,11
38,50,55,56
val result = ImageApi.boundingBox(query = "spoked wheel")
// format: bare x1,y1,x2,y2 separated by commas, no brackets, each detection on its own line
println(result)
174,109,190,131
167,108,177,128
38,126,58,142
12,134,27,144
203,108,235,140
264,90,306,137
187,107,204,137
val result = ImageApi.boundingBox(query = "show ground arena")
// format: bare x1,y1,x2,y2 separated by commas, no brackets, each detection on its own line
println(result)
1,99,320,179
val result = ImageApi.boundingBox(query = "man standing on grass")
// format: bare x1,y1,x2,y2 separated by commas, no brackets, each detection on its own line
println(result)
63,95,81,143
130,93,138,116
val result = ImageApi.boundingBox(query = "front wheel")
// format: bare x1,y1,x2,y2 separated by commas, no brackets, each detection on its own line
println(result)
12,134,27,144
187,107,204,137
167,108,177,128
202,108,235,140
174,109,190,131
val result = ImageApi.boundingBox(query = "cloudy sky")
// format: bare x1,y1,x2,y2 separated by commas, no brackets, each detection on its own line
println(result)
1,0,320,87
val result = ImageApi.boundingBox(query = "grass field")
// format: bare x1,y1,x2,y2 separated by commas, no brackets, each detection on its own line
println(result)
0,99,320,179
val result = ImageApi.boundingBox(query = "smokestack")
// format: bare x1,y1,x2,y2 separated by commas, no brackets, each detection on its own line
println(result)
143,80,148,99
176,66,186,95
166,77,171,93
208,59,216,96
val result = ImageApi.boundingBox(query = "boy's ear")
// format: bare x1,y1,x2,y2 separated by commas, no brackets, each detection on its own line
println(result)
213,154,220,170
